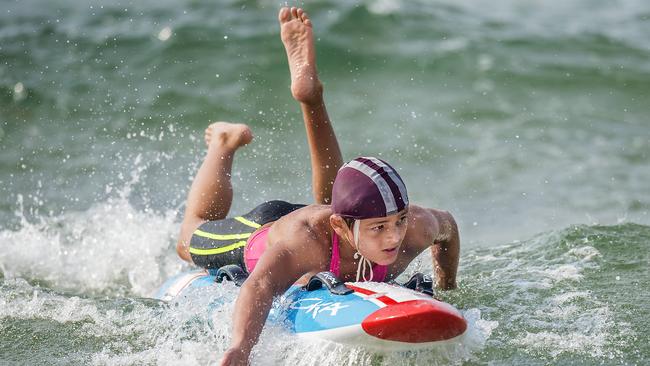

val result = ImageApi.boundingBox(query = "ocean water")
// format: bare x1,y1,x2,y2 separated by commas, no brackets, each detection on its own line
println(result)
1,0,649,364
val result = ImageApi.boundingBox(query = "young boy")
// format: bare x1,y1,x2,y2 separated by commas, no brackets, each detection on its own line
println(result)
174,8,460,365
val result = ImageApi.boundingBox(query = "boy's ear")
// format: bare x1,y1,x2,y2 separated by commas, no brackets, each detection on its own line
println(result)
329,214,348,238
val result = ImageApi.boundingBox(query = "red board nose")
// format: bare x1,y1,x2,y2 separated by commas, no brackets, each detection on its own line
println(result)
361,300,467,343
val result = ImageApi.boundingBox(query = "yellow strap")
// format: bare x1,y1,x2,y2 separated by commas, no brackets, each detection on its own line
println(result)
189,240,247,256
193,229,252,241
234,216,261,229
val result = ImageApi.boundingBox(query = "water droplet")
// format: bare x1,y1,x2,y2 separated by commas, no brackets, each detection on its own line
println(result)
13,82,27,101
157,26,172,41
477,54,494,71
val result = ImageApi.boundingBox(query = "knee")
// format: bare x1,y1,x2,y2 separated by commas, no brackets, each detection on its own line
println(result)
177,217,205,263
176,239,192,263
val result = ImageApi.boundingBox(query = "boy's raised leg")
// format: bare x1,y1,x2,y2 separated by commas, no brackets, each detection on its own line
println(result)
280,7,343,204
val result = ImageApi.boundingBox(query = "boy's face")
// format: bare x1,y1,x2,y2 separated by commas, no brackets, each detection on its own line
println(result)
352,208,409,265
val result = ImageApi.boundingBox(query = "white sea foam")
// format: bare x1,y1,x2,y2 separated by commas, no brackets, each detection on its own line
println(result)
549,291,591,305
495,239,626,359
0,278,99,322
87,284,239,366
513,304,621,359
0,278,204,366
566,245,601,262
0,195,181,297
540,264,584,282
470,254,499,263
366,0,400,15
4,277,227,365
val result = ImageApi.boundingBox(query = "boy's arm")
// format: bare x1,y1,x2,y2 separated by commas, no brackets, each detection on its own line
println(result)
221,221,326,365
222,248,294,364
429,209,460,290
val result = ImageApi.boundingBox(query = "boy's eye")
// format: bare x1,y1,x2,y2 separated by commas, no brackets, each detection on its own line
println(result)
372,225,384,231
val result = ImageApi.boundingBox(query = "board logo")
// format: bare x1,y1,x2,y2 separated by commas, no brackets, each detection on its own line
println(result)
290,298,349,318
320,272,338,285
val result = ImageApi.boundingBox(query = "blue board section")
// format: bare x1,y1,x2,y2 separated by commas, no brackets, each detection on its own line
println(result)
156,271,379,334
189,276,216,288
277,286,379,333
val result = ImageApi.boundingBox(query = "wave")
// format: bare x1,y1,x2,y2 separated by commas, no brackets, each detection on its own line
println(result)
452,223,650,363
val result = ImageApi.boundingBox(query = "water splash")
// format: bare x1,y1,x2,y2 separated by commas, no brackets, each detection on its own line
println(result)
0,192,181,297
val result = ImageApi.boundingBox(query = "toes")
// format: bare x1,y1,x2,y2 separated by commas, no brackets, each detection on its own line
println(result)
283,7,310,25
278,7,291,23
204,129,211,145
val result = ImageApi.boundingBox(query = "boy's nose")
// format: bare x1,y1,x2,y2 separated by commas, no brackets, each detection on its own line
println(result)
386,227,402,245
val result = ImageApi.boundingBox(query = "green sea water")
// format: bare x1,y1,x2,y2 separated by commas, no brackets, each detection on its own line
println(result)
1,0,649,364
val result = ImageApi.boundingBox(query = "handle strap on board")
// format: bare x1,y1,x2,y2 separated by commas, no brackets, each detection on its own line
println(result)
214,264,249,287
399,272,434,296
305,271,353,295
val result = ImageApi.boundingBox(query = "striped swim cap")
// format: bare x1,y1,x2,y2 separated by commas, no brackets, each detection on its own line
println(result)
331,157,409,219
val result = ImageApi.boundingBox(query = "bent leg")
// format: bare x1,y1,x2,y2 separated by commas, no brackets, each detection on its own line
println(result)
279,7,343,204
176,122,253,262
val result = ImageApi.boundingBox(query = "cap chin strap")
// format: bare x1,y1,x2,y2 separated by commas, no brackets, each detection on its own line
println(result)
352,220,374,282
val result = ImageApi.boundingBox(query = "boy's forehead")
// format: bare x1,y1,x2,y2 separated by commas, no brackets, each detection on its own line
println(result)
362,208,409,224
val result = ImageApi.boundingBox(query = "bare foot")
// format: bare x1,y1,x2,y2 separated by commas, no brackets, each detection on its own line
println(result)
204,122,253,151
279,7,323,104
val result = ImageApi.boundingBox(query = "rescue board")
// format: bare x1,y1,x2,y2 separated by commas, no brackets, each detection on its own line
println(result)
154,270,466,351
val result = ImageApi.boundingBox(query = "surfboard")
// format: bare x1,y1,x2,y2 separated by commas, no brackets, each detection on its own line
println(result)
154,270,467,351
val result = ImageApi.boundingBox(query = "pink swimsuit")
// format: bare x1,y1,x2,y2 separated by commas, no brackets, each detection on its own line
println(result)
244,227,387,282
243,226,271,273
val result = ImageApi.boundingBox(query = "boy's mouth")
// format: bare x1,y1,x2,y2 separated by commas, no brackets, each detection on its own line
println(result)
382,246,398,253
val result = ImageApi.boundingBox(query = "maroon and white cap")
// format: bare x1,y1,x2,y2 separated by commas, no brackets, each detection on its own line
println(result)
331,157,409,219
